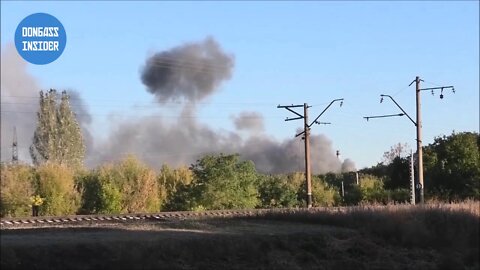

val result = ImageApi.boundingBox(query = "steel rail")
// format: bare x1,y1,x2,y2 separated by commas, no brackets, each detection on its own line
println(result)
0,205,406,229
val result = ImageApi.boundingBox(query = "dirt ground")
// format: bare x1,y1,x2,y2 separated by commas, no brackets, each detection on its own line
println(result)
1,218,460,270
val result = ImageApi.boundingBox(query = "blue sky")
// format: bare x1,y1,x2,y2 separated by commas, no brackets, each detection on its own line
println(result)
1,1,478,169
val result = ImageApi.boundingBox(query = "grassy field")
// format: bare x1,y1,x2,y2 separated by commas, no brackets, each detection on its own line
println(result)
1,202,479,270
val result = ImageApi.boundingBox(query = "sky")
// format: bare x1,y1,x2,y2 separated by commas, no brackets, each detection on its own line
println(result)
1,1,479,171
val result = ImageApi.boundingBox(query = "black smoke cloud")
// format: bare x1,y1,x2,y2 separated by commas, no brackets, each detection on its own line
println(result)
141,37,234,103
87,37,356,173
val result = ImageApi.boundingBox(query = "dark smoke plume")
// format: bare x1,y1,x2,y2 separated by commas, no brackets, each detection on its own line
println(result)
88,37,356,174
232,111,264,133
141,37,234,103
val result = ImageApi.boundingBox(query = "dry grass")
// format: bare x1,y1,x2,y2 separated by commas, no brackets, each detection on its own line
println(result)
1,202,479,270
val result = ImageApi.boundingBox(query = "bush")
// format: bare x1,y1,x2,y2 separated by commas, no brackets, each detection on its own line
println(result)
257,174,299,208
311,177,339,207
35,162,80,216
77,170,122,214
389,188,410,203
81,156,160,214
0,163,36,217
359,174,389,204
158,165,193,210
173,154,260,210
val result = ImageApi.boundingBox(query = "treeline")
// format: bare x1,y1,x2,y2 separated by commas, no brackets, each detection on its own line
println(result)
361,131,479,201
0,154,400,218
1,131,478,218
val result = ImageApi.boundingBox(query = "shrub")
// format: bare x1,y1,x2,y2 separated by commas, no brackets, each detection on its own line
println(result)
35,162,80,216
77,170,122,214
257,174,299,208
158,165,193,210
82,156,160,214
359,174,389,204
311,177,339,207
172,154,260,210
389,188,410,203
0,163,36,217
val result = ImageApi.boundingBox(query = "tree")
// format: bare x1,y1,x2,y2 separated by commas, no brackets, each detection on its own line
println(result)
172,154,259,210
311,176,340,207
158,164,193,210
30,89,85,169
257,174,298,208
382,142,410,164
79,155,160,214
358,174,388,204
35,162,80,216
424,132,480,199
384,156,410,190
0,163,35,217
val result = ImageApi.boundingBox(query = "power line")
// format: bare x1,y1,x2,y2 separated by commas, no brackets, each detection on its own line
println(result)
363,76,455,204
277,98,344,208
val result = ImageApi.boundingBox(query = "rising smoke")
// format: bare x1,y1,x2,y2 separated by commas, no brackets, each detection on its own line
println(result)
1,43,93,163
1,44,39,162
141,37,234,103
232,111,265,133
89,37,356,174
68,90,94,157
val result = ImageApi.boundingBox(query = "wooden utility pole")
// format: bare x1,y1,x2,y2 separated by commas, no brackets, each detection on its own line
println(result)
278,98,344,208
364,76,455,205
304,103,312,208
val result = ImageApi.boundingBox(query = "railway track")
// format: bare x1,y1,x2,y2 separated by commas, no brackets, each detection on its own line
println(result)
0,207,354,229
0,205,410,229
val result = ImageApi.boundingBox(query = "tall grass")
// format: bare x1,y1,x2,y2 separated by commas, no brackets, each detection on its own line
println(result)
249,201,479,267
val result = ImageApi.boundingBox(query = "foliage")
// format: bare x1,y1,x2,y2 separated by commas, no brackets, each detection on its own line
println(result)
80,156,160,214
257,174,298,208
30,89,85,169
382,142,410,164
358,174,388,204
170,154,260,210
0,163,36,217
35,162,80,216
77,170,122,214
389,188,410,203
311,176,340,207
157,165,193,210
424,132,480,200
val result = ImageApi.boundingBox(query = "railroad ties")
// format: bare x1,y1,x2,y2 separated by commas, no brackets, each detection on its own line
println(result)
0,207,353,229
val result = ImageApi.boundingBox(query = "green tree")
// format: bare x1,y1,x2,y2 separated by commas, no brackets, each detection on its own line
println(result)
77,170,122,214
172,154,259,210
158,164,193,210
311,176,340,207
424,132,480,199
358,174,388,204
257,174,298,208
30,89,85,169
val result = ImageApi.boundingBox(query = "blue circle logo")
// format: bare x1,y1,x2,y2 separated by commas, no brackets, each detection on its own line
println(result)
15,13,67,65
